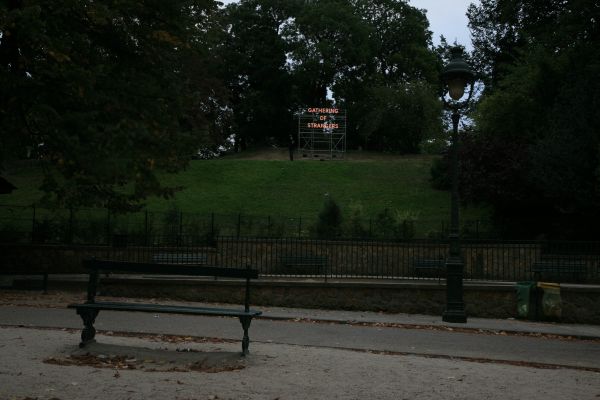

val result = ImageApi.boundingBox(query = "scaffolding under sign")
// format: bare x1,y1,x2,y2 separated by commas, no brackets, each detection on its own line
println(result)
298,107,347,160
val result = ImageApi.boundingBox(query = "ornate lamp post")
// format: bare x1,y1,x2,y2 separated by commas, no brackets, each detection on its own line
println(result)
441,46,475,323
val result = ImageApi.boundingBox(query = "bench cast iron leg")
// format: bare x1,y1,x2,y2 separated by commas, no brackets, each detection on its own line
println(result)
238,316,252,356
76,308,99,348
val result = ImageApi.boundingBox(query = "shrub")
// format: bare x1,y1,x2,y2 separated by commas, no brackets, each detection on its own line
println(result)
345,200,368,238
373,208,418,239
393,209,418,240
315,195,343,239
373,208,395,238
429,156,450,190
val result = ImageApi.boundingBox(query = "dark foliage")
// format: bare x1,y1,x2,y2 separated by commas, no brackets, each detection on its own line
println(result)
463,0,600,238
1,0,226,210
315,195,343,238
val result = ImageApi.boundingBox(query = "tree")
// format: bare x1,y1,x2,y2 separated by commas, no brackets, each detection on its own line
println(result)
461,0,600,238
354,82,442,153
0,0,225,210
283,0,371,106
217,0,442,152
219,0,295,149
334,0,443,151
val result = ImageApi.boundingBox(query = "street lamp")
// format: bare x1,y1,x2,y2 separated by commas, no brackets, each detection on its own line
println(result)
441,46,475,323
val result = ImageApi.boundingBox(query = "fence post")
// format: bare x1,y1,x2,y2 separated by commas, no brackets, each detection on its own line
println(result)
67,208,74,244
144,210,149,245
106,209,111,245
210,212,215,240
179,211,183,246
31,205,36,243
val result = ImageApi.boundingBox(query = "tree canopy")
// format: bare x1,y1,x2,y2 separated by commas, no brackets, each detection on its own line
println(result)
220,0,443,152
462,0,600,238
2,0,444,209
1,0,225,210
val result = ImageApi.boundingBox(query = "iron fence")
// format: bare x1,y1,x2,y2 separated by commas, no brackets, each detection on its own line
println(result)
69,236,600,284
0,204,495,244
2,205,598,284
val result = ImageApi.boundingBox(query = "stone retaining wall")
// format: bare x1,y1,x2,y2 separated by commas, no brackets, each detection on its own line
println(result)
89,278,600,324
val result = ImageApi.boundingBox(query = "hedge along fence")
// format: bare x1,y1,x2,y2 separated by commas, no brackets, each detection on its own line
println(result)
0,204,494,244
2,237,599,284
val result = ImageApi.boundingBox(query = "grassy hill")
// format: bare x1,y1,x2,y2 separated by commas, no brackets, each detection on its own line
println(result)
1,151,491,237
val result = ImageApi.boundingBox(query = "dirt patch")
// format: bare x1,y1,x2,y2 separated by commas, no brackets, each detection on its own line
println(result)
220,147,434,162
44,342,246,373
0,290,85,308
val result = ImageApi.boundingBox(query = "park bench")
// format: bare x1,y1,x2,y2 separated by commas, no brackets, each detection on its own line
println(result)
532,259,586,282
413,258,445,282
152,252,208,265
1,245,50,292
280,255,328,275
0,269,49,293
68,258,261,355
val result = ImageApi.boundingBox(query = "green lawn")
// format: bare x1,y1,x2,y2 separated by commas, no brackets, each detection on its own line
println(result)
1,154,491,237
156,157,447,218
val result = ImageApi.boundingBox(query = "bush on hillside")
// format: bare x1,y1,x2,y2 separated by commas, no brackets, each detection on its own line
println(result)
429,157,450,190
345,200,368,238
373,208,417,240
315,195,343,239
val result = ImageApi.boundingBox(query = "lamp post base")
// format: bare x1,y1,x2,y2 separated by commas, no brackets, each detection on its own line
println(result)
444,255,467,323
442,308,467,323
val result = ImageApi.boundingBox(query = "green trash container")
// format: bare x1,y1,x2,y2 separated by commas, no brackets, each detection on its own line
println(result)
537,282,562,320
516,281,537,319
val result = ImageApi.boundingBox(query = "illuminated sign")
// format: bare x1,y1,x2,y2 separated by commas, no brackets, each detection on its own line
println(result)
307,108,339,114
307,122,339,129
300,107,345,131
298,106,347,158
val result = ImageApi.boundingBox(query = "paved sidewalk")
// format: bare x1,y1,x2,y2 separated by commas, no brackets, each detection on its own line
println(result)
2,287,599,339
252,303,600,339
0,290,599,399
1,290,599,369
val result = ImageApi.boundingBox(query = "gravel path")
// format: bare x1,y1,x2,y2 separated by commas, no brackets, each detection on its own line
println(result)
1,326,599,400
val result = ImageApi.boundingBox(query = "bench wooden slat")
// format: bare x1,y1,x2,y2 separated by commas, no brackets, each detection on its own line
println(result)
281,256,327,267
532,262,586,272
69,302,262,317
83,259,258,279
414,259,445,269
152,253,208,265
532,260,587,282
413,259,445,282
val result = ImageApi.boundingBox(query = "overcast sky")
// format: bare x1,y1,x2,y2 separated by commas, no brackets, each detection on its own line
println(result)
409,0,478,48
220,0,479,49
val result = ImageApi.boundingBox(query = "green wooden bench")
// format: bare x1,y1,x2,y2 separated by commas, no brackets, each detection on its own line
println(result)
152,252,208,265
69,259,261,355
280,255,328,275
413,258,445,282
1,269,49,293
532,260,586,282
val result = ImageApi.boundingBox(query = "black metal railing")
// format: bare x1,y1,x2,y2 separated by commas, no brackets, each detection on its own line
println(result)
42,235,597,284
0,204,496,243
